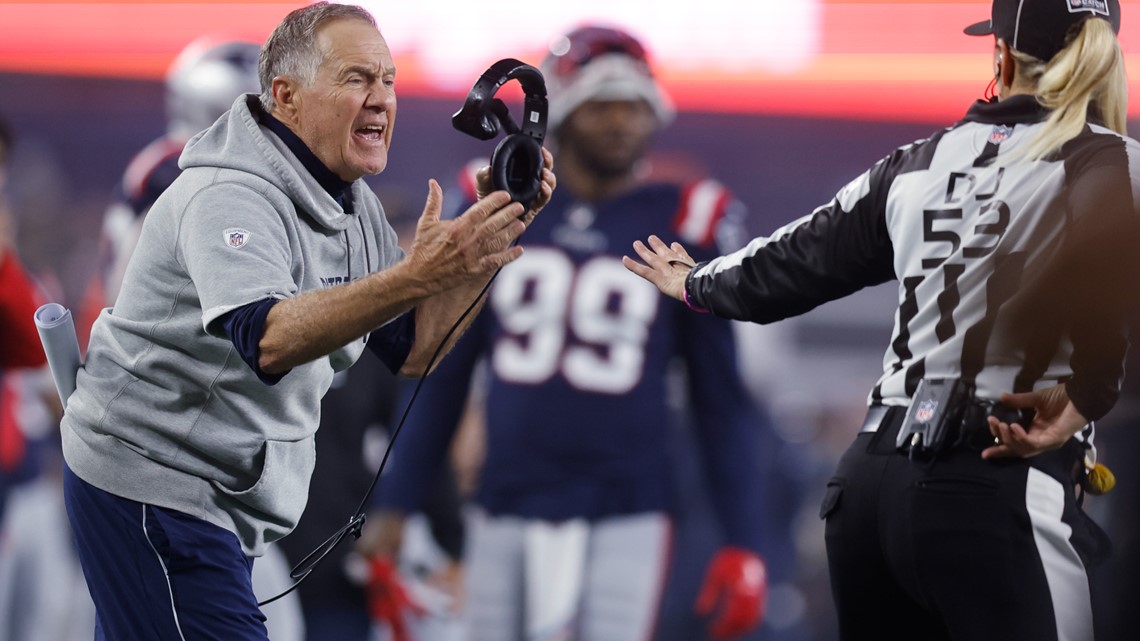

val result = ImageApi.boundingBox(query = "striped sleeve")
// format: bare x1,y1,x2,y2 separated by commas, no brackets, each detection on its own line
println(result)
686,132,947,324
686,161,896,323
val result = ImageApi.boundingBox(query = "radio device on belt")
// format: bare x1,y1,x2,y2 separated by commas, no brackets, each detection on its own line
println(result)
896,378,972,457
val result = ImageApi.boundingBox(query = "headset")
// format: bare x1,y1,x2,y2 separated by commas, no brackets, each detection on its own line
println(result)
452,58,548,205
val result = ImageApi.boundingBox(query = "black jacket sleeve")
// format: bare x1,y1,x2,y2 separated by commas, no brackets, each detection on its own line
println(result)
686,145,914,323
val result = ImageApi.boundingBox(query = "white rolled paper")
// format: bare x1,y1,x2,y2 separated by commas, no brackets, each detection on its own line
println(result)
33,303,83,407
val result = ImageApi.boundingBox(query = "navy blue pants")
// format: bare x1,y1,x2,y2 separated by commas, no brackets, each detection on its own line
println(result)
63,465,270,640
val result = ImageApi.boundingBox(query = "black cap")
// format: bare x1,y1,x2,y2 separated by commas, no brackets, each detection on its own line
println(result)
964,0,1121,62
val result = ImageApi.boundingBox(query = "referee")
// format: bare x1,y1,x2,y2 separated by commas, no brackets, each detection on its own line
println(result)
624,0,1138,639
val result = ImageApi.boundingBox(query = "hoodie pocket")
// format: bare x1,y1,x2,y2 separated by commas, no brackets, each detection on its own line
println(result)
212,437,315,525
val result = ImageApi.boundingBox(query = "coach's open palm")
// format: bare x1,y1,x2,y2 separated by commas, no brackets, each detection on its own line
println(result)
406,180,526,289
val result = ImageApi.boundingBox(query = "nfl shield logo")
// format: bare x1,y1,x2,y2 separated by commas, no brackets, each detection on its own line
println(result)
988,125,1013,145
915,400,938,423
224,228,251,249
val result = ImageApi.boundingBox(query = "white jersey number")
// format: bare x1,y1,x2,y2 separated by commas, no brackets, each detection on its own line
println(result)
490,249,659,394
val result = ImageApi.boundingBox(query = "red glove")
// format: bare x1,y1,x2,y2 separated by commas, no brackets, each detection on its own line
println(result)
0,252,47,369
367,556,425,641
694,547,768,640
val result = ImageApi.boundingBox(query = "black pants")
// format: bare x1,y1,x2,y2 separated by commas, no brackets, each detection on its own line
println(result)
821,407,1108,641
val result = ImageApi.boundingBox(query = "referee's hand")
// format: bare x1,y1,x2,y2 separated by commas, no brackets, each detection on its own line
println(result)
983,383,1088,459
623,235,695,302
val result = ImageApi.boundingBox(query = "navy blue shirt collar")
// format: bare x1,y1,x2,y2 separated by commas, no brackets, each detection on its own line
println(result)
253,99,355,213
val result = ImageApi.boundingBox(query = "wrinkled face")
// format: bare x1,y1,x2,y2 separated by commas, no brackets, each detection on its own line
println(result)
560,99,656,178
286,18,396,181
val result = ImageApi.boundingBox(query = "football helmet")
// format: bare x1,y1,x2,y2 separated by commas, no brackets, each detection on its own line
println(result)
166,37,261,138
540,25,673,131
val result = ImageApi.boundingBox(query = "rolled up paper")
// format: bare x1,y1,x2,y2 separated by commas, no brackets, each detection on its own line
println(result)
34,303,83,407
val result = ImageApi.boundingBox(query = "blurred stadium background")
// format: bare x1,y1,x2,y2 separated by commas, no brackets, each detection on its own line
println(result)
2,2,1138,640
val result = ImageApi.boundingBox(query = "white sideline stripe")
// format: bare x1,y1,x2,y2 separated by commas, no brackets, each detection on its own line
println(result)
141,506,189,641
1025,468,1092,641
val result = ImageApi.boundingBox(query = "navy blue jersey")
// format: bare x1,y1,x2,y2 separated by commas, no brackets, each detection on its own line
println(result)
376,173,769,551
116,133,188,218
80,134,188,337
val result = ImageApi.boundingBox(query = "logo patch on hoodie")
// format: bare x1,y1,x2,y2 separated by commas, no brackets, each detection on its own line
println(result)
223,228,252,249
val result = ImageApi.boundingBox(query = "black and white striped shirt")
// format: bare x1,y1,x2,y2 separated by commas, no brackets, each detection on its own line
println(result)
688,95,1140,421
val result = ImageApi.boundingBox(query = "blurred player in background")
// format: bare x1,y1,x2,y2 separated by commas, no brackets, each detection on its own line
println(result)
0,108,90,641
0,112,48,521
80,37,263,328
366,24,777,641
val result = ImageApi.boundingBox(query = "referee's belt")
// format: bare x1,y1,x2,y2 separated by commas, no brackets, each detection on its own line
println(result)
858,404,898,434
858,401,1029,450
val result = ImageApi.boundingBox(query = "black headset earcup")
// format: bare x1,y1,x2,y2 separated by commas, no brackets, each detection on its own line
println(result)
490,134,543,205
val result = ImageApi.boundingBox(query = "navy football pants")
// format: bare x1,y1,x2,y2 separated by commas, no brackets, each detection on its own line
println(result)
63,465,270,641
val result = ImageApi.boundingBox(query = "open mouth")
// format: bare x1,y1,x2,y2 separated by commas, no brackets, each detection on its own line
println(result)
354,124,386,142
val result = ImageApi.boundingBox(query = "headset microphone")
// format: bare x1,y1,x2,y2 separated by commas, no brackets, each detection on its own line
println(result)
452,58,548,205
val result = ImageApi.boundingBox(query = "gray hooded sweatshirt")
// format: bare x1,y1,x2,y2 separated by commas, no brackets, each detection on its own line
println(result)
62,95,405,556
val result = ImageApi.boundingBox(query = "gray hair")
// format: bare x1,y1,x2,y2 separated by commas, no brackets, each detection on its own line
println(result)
258,2,377,112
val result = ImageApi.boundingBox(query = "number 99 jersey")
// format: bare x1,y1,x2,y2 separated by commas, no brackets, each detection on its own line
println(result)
376,168,768,551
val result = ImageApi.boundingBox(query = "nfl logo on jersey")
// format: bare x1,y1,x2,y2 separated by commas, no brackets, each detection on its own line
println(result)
988,125,1013,145
223,228,251,249
914,400,938,423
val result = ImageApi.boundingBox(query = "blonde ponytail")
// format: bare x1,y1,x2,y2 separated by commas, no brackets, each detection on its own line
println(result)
1014,17,1127,161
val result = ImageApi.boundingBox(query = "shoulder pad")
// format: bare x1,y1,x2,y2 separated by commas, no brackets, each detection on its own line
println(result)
672,179,734,248
120,135,187,216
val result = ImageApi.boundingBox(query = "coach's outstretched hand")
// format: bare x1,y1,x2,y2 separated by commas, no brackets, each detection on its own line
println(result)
405,181,526,289
404,149,555,292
